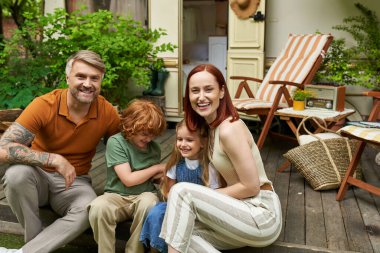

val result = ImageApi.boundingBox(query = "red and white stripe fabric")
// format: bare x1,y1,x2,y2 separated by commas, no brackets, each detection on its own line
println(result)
234,34,330,110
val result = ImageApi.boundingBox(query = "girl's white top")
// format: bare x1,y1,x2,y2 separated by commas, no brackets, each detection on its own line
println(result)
166,158,220,189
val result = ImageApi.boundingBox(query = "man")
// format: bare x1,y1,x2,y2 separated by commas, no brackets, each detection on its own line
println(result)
0,50,120,253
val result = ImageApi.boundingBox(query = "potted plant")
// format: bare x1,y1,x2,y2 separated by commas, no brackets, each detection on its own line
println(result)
292,89,313,110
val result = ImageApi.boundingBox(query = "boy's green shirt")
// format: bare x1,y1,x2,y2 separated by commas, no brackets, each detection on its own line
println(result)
104,132,161,196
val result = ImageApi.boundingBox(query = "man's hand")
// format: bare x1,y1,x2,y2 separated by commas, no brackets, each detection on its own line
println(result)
0,122,77,190
50,154,77,190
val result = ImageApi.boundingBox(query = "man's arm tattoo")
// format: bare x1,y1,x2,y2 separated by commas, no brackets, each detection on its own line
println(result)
8,146,50,167
0,122,50,167
0,122,34,146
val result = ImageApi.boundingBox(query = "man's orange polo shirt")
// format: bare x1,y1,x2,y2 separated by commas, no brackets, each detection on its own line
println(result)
16,89,120,175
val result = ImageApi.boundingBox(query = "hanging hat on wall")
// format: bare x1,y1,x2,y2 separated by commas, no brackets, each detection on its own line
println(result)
230,0,260,20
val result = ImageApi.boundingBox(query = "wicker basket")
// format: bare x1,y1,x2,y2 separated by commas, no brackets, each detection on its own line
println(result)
284,138,359,190
284,116,360,190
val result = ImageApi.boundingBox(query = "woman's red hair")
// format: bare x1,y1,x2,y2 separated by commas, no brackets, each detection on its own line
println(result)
184,64,239,131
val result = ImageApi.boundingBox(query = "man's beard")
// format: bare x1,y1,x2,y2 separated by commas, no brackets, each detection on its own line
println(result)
69,85,99,104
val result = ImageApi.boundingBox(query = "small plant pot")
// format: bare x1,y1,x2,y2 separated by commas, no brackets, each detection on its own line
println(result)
293,100,305,111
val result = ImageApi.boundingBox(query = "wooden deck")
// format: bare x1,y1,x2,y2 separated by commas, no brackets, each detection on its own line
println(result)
1,126,380,253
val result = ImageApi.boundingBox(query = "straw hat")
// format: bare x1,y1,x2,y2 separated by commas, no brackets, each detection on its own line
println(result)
230,0,260,20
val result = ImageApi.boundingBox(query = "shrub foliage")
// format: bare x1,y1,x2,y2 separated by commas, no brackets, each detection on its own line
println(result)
315,3,380,90
0,8,175,108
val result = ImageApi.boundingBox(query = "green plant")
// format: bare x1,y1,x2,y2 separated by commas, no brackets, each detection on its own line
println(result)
0,58,54,108
314,38,354,86
292,89,313,101
0,8,176,109
314,3,380,90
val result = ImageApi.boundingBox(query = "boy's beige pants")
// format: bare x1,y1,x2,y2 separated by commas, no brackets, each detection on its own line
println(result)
88,192,158,253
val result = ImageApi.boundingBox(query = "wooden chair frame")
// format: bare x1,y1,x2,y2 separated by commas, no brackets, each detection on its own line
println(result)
231,34,334,150
336,91,380,200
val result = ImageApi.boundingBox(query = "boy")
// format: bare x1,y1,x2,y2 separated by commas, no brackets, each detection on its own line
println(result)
88,99,167,253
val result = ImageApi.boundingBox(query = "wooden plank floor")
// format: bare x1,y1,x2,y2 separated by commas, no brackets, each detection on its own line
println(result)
260,136,380,253
1,126,380,253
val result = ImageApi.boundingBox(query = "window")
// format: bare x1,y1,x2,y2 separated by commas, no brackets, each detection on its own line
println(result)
66,0,148,26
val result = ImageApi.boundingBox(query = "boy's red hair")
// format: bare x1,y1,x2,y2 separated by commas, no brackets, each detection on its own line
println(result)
120,99,167,139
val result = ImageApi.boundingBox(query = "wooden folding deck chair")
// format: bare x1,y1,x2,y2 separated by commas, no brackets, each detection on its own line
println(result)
336,91,380,200
231,34,333,149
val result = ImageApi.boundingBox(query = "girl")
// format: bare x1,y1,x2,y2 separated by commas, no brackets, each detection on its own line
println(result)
140,120,220,253
160,64,282,253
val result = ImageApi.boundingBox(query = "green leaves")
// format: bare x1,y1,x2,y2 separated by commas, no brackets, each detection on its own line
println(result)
315,3,380,90
0,8,176,109
292,89,314,101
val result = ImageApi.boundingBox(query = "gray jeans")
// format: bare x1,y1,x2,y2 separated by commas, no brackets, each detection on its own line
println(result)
2,164,97,253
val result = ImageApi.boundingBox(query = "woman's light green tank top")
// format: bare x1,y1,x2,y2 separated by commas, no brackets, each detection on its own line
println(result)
210,120,271,187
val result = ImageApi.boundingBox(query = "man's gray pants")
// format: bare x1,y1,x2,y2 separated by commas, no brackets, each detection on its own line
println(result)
2,165,97,253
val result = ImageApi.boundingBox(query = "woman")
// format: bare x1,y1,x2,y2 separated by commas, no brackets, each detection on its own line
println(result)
160,64,282,253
